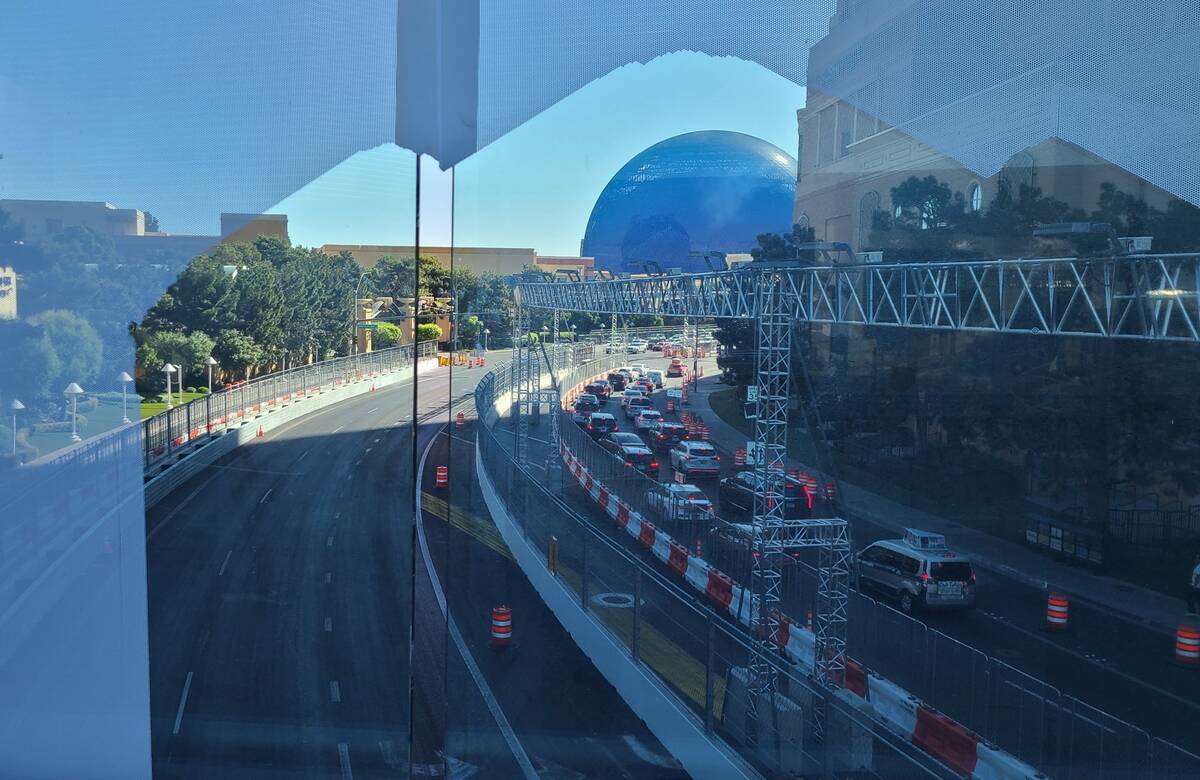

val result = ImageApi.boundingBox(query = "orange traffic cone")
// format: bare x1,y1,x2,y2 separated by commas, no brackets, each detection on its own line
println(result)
490,605,513,647
257,425,264,437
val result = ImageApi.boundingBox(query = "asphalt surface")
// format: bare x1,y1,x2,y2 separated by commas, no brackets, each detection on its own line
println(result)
146,354,682,778
551,351,1200,760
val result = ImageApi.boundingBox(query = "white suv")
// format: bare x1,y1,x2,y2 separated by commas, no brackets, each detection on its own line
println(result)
855,529,976,614
669,441,721,478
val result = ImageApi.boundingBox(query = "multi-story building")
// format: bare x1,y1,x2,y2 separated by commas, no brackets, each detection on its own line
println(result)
322,244,595,278
0,199,289,263
792,0,1191,252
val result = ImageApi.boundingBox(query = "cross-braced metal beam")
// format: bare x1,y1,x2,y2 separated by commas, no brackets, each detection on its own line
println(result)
517,254,1200,341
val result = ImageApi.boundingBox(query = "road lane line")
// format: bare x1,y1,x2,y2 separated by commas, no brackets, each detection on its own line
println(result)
147,471,222,542
259,488,273,504
327,535,334,547
332,425,344,433
416,425,537,780
330,680,341,703
337,742,353,780
366,407,378,414
218,550,232,577
172,671,194,735
325,572,332,584
364,447,372,454
324,617,332,632
297,449,309,461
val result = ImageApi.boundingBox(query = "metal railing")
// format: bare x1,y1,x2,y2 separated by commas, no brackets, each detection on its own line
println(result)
475,350,957,779
140,340,438,470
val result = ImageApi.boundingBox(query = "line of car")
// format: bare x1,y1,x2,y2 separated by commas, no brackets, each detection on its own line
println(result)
570,363,977,615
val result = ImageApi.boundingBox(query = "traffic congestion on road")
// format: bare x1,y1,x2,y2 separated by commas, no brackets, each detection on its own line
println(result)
554,343,1200,759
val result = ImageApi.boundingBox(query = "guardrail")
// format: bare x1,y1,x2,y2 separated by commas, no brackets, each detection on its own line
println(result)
475,347,959,779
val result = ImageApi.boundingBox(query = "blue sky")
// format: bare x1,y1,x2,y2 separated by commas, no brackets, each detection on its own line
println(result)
275,52,805,256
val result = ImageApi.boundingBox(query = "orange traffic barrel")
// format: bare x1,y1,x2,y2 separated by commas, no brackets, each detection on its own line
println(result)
734,448,746,466
1175,618,1200,667
666,398,675,413
456,411,465,429
1045,591,1069,631
490,605,513,647
435,465,449,488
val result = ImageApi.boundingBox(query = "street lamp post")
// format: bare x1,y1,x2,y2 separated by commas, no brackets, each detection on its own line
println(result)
161,363,177,409
570,324,578,341
483,328,490,352
117,371,134,424
206,356,218,394
64,383,84,442
351,272,371,357
9,398,24,457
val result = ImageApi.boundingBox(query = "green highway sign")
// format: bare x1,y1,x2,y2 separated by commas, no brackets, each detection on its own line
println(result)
358,322,380,331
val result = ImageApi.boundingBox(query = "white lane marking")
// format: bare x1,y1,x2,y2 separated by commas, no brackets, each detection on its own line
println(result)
415,426,538,780
364,447,372,454
218,550,232,577
334,511,341,519
297,449,309,461
148,470,222,542
324,617,332,632
330,680,341,703
325,572,332,585
172,671,194,735
528,436,552,445
259,488,273,504
337,742,353,780
326,535,334,547
621,735,682,769
366,407,378,414
332,425,344,434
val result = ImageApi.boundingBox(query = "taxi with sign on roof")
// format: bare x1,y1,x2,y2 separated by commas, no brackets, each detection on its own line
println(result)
854,529,976,614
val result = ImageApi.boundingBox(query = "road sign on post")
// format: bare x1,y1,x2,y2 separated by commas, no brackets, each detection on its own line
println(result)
746,386,759,403
358,322,380,331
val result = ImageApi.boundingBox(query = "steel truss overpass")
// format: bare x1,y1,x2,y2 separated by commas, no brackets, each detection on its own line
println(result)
518,254,1200,341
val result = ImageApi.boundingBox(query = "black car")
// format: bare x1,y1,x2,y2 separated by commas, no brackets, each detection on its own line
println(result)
604,431,646,448
585,380,611,402
647,421,688,450
718,470,821,519
571,394,599,424
585,412,619,437
606,371,627,392
598,438,659,476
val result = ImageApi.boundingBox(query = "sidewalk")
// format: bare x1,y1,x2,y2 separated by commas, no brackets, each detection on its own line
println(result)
685,372,1188,636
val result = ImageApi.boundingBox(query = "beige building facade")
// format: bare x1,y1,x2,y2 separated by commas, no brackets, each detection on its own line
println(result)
322,244,595,278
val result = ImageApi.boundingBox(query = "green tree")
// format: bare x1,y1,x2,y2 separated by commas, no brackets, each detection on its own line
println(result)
213,329,264,379
458,315,482,346
0,320,61,405
27,309,103,387
416,323,443,343
374,321,403,348
751,223,818,261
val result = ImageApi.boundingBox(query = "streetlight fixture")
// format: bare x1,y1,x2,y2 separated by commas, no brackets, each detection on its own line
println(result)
540,325,549,344
161,363,177,409
483,328,490,352
9,398,24,457
117,371,134,424
351,272,371,357
64,383,84,442
570,324,578,341
206,356,218,394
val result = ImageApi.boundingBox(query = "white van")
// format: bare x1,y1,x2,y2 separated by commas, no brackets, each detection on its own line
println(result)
646,370,665,389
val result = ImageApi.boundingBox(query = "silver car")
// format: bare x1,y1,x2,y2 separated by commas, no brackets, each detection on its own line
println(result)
669,441,721,478
855,529,976,614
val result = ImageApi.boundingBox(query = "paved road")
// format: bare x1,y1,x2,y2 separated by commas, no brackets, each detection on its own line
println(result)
146,354,681,778
551,352,1200,758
